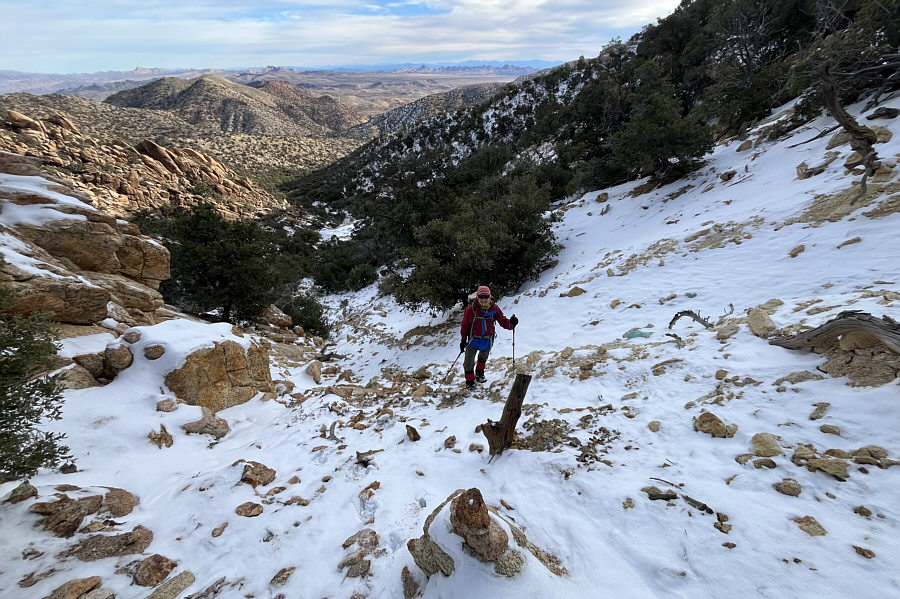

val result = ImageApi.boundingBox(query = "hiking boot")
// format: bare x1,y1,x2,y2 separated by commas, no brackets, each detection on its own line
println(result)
465,380,476,390
475,371,487,383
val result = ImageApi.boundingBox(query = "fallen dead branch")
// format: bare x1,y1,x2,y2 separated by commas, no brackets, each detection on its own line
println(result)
769,311,900,354
668,310,714,330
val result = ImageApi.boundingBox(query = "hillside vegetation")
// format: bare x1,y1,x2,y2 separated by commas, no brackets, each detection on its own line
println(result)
282,0,899,309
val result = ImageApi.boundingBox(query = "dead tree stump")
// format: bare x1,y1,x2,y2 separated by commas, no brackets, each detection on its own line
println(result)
482,373,532,457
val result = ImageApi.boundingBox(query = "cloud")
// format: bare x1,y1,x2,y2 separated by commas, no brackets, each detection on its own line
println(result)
0,0,681,72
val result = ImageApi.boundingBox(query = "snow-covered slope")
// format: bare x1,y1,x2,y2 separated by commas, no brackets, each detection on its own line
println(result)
1,97,898,599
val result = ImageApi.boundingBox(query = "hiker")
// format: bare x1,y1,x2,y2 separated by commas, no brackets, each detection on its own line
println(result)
460,285,518,389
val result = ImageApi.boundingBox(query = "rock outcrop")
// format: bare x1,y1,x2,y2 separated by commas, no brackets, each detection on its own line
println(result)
164,339,274,412
1,153,171,327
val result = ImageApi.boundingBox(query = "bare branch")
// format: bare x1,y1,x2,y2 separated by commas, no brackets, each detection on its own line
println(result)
669,310,714,330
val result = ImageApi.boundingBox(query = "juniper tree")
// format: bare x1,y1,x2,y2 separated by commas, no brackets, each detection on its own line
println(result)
0,279,70,481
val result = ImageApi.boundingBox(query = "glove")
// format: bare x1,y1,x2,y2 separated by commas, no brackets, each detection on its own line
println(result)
510,315,519,328
459,340,467,353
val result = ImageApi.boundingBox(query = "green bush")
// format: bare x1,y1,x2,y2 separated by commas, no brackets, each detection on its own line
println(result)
346,263,378,291
279,294,330,338
134,204,286,323
0,281,70,481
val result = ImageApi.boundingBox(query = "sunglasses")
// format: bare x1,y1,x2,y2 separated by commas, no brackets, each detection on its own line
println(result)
477,294,490,299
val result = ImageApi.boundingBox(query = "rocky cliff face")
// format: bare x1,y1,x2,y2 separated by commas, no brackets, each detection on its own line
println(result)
0,152,171,327
0,107,292,220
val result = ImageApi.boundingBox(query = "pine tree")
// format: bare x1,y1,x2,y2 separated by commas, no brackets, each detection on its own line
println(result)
0,278,70,481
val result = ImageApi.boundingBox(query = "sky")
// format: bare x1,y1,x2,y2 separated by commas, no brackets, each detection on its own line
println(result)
1,91,899,598
0,0,682,74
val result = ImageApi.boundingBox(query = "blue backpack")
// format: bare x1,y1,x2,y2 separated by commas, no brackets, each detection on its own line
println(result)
468,304,498,350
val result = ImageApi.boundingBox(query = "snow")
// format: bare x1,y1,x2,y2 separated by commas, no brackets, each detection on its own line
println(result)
1,96,899,599
0,173,91,227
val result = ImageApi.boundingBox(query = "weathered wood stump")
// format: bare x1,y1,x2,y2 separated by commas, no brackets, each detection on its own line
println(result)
482,373,532,456
769,311,900,354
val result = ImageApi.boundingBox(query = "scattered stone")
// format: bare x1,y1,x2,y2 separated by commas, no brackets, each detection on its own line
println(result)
235,502,263,517
182,407,230,439
735,454,752,465
241,461,276,487
61,525,153,561
343,528,379,551
401,566,420,599
144,344,166,360
134,554,177,587
623,498,635,509
337,549,371,578
715,369,728,380
747,308,776,337
494,549,526,577
648,421,661,433
102,487,138,517
149,424,174,448
820,424,841,436
642,486,677,501
407,536,455,578
774,480,802,496
306,360,323,384
406,425,421,442
562,286,586,297
809,402,830,420
788,245,805,258
145,571,195,599
156,398,178,412
469,443,484,453
852,545,875,559
752,432,782,457
212,522,228,537
694,412,727,438
867,107,900,120
793,515,827,536
714,521,732,534
753,458,777,469
269,566,295,586
444,435,457,449
854,505,872,518
41,576,101,599
31,495,102,538
807,458,849,481
5,480,38,504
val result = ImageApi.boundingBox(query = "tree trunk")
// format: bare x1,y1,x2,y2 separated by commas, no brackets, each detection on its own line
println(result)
769,311,900,354
482,373,532,457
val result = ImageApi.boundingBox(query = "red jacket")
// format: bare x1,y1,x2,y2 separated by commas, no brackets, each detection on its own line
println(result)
461,301,512,343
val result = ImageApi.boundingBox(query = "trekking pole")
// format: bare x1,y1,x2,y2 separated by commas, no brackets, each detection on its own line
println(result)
442,350,464,384
512,328,516,371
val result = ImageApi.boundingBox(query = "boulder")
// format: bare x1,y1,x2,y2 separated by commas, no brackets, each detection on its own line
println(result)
747,308,776,338
165,340,274,412
240,461,276,487
102,487,138,517
182,407,230,439
41,576,101,599
62,525,153,561
751,432,782,457
449,488,508,562
4,109,46,132
263,304,293,328
144,571,195,599
4,480,38,503
694,412,727,438
134,554,177,587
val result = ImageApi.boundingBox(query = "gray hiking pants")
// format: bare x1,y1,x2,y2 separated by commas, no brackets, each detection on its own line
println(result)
463,345,491,374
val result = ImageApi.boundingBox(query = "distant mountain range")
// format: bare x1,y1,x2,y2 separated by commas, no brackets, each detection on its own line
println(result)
0,64,546,99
